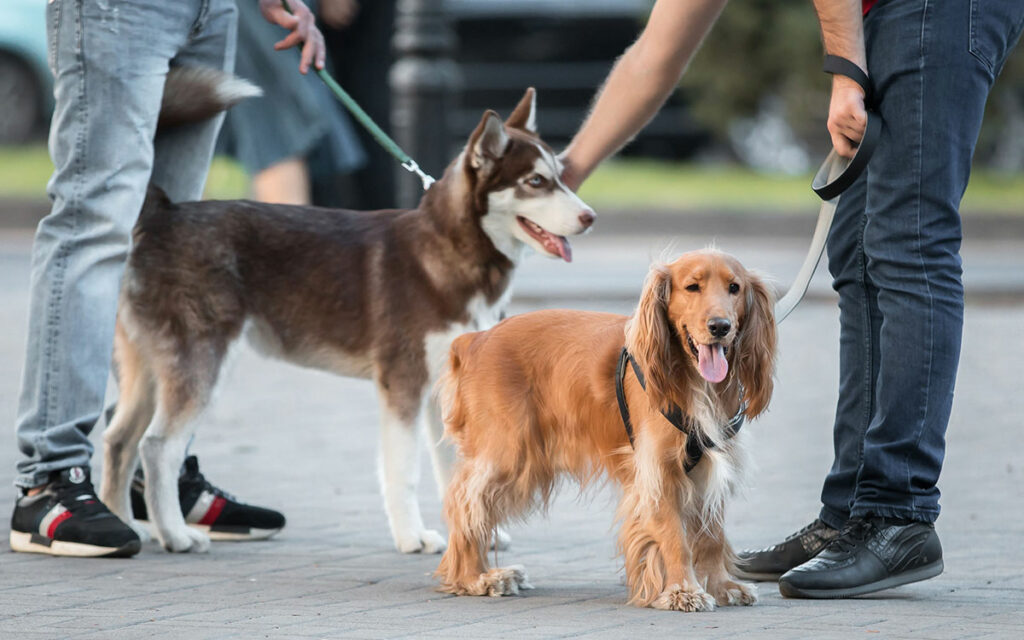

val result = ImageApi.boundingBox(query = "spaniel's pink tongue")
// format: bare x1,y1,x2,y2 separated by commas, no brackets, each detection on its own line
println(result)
697,343,728,383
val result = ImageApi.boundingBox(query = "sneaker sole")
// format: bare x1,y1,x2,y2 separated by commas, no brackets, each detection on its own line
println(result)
9,531,141,558
779,559,944,599
135,520,282,542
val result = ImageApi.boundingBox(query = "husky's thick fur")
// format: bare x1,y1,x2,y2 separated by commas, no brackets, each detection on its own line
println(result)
100,68,595,554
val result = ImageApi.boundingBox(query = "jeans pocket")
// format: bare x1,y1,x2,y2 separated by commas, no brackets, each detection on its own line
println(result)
969,0,1024,76
46,0,62,75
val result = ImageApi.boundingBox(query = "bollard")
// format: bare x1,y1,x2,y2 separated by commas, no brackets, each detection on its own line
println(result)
390,0,459,209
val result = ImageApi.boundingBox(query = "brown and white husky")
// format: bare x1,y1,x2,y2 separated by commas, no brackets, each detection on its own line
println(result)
99,68,595,554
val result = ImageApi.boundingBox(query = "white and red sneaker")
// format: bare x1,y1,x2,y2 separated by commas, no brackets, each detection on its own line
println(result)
132,456,285,541
10,466,141,557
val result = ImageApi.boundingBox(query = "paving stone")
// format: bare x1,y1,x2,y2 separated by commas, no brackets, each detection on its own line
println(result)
1,228,1022,638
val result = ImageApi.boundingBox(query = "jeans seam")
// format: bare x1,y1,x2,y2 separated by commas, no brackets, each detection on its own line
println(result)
850,208,872,511
905,0,935,514
41,0,89,436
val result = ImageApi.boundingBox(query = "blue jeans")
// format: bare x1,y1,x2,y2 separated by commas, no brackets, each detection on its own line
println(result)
14,0,238,488
820,0,1024,527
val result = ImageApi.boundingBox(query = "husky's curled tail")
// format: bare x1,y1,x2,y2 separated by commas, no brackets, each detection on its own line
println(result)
157,67,262,129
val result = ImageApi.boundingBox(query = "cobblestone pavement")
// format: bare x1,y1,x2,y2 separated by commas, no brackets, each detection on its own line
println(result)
0,228,1021,639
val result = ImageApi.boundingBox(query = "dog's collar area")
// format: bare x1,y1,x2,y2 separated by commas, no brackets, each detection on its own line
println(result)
615,347,745,473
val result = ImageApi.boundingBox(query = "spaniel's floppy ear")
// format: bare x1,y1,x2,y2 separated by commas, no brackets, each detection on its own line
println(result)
505,87,537,133
625,264,684,413
736,270,777,419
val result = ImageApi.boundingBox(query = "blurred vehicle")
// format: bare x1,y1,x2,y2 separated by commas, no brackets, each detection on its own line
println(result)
447,0,707,158
2,1,704,157
0,0,50,144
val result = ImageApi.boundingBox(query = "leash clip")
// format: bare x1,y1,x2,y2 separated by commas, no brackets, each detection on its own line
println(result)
402,159,436,191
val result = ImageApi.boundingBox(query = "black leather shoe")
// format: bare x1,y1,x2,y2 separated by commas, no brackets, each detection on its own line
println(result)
733,518,839,581
778,516,943,598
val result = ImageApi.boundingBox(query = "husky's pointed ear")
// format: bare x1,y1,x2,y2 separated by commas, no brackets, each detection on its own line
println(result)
467,110,509,170
505,87,537,133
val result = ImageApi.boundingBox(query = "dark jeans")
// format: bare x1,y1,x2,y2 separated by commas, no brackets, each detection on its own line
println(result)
819,0,1024,528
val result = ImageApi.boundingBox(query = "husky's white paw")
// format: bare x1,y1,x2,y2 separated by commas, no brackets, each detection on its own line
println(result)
127,519,152,543
652,584,716,612
490,527,511,551
396,528,447,554
159,525,210,553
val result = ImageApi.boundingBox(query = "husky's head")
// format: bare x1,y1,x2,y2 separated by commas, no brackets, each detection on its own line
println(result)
458,89,595,263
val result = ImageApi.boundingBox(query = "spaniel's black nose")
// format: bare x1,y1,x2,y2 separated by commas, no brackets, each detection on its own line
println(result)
707,317,731,339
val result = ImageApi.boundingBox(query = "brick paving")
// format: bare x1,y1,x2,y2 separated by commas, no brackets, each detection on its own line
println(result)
0,226,1022,639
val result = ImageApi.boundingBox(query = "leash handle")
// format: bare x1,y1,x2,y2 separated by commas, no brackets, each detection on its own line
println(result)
776,58,883,323
278,0,436,190
811,113,881,201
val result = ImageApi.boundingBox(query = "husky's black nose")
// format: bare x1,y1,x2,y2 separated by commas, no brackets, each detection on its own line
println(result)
708,317,731,339
578,210,595,229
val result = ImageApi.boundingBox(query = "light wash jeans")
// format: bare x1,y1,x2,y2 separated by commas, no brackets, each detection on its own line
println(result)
14,0,238,488
819,0,1024,527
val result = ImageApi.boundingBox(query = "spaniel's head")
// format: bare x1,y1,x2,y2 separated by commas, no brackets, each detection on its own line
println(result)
625,250,777,419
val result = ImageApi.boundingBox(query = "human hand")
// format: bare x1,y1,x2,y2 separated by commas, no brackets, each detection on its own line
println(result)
321,0,359,29
258,0,326,74
558,153,584,192
827,74,868,158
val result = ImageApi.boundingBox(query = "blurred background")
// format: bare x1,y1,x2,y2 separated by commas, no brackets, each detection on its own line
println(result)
1,0,1022,220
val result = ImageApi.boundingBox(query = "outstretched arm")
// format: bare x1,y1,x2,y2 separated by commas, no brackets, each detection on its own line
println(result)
560,0,728,191
812,0,868,157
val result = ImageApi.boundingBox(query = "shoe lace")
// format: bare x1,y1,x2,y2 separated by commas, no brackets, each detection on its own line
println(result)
759,519,829,552
824,517,875,554
53,479,109,518
180,457,237,502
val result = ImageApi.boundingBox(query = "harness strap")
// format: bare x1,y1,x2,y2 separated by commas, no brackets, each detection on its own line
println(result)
616,347,745,473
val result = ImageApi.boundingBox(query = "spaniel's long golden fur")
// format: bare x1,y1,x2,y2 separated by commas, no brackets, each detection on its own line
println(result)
434,250,777,611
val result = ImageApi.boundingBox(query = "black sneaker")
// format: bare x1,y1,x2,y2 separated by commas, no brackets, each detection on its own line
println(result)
10,467,141,557
733,518,840,581
778,516,943,598
131,456,285,541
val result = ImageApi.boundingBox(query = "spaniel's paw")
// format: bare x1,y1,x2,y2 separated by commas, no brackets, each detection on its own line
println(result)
710,579,758,606
480,565,534,597
653,584,716,612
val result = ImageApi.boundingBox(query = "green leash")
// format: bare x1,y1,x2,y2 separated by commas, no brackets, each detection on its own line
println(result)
280,1,435,190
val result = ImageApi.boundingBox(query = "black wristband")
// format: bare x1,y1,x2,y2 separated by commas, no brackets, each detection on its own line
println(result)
823,54,872,105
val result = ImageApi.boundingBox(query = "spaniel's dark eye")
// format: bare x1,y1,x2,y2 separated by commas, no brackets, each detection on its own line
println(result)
729,282,740,294
527,174,546,187
685,283,700,292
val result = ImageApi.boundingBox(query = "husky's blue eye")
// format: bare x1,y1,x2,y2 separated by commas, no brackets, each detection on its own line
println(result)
527,175,545,187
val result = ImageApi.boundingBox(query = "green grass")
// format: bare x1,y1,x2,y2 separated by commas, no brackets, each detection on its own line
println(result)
2,145,1022,214
580,159,1024,215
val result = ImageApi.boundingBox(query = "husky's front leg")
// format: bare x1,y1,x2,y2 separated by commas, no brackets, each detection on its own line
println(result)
378,393,447,554
139,408,210,553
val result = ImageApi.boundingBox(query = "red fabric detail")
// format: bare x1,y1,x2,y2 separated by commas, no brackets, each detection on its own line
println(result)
864,0,877,15
198,496,227,525
47,511,72,538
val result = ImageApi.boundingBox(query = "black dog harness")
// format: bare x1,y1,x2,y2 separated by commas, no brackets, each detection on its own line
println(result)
615,347,745,473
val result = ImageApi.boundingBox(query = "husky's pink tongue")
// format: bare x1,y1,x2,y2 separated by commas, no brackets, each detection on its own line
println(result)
540,233,572,262
697,343,728,383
